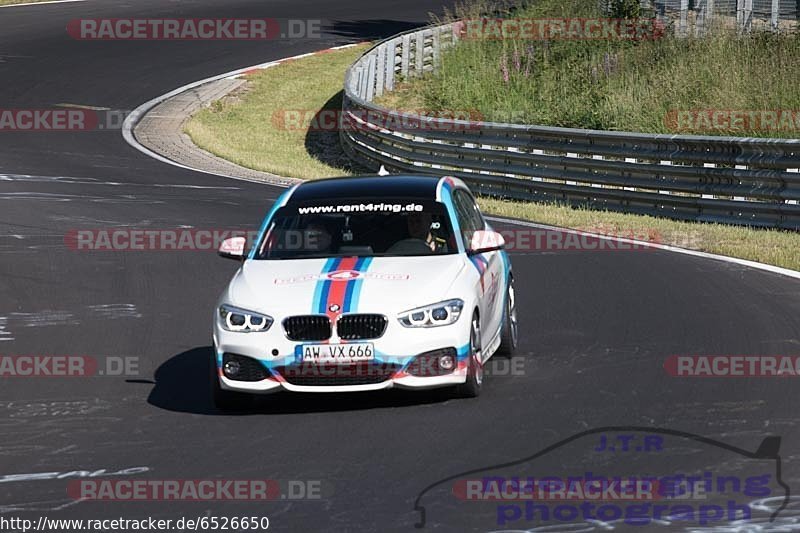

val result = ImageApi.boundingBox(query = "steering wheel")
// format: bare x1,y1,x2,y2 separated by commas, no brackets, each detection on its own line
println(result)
386,238,433,255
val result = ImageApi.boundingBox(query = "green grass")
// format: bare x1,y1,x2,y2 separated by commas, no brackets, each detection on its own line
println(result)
480,197,800,271
379,0,800,137
185,44,370,178
182,33,800,271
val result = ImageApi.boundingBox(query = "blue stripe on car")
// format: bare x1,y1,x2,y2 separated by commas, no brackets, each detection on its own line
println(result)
313,257,342,314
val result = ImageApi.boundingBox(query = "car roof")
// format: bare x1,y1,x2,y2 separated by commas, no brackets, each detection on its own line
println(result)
287,175,444,203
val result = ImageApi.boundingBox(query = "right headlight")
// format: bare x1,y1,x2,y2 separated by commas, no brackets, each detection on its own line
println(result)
398,299,464,328
218,304,273,333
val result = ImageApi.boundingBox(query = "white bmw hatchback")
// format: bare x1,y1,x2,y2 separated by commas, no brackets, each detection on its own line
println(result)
212,175,517,408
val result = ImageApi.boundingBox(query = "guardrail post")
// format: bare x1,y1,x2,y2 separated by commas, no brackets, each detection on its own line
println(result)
385,40,396,92
771,0,780,30
401,34,411,80
432,29,441,69
696,0,714,36
368,54,378,101
375,47,386,98
734,165,747,200
744,0,753,31
358,67,367,98
414,32,425,76
702,163,715,199
737,0,753,32
659,160,672,195
678,0,689,36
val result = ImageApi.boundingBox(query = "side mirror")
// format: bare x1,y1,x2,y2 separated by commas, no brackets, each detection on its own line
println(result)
468,230,505,255
219,236,246,260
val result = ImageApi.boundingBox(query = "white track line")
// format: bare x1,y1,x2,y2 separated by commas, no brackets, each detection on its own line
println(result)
486,216,800,280
0,0,85,8
122,46,800,281
122,45,367,185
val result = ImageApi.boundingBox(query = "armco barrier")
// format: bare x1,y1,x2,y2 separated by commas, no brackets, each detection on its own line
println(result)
340,22,800,230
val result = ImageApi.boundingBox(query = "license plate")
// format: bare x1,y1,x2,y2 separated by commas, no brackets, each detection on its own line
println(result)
300,343,375,364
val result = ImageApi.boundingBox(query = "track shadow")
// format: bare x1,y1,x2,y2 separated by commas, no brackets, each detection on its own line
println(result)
146,346,454,416
324,19,427,41
146,346,217,415
303,90,370,173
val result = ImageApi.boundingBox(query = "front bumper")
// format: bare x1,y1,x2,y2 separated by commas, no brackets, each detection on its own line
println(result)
213,314,471,394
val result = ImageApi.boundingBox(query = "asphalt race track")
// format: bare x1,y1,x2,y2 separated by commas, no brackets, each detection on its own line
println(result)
1,1,800,532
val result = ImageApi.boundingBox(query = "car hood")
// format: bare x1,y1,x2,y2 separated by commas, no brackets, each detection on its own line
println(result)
224,255,467,317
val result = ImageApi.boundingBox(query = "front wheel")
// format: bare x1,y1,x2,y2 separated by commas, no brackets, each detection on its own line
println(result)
496,276,518,357
455,313,483,398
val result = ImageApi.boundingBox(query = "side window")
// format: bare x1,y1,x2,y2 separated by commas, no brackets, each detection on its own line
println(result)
465,192,485,231
453,189,485,246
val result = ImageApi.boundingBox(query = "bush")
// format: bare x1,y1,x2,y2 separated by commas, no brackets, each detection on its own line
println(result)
607,0,641,19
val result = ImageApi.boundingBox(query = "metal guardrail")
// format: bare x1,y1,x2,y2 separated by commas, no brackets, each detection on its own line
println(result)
340,22,800,230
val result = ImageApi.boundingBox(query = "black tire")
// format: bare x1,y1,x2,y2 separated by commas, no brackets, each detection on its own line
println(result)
455,313,483,398
496,275,518,357
211,355,253,411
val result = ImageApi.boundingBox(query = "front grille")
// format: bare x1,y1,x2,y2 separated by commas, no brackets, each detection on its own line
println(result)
283,315,331,341
222,353,269,381
275,362,402,386
405,348,458,377
337,314,388,340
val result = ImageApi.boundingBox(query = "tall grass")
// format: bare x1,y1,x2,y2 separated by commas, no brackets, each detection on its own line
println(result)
384,0,800,137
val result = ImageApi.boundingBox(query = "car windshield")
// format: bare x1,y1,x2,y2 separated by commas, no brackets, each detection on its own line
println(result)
253,198,457,259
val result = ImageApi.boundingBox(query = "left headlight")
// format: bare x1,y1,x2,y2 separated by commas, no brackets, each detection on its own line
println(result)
218,304,273,333
398,299,464,328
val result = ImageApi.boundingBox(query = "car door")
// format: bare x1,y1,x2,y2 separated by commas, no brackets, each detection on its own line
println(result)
452,189,504,355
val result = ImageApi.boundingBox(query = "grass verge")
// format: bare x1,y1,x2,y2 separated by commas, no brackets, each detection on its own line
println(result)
182,39,800,271
480,197,800,271
378,0,800,137
185,44,369,178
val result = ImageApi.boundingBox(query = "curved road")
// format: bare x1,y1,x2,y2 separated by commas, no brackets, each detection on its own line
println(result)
1,1,800,531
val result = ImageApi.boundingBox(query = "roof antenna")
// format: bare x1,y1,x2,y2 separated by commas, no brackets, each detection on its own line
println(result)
378,165,390,176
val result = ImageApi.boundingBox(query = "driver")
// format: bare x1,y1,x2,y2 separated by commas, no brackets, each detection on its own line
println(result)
406,212,446,252
303,220,333,253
